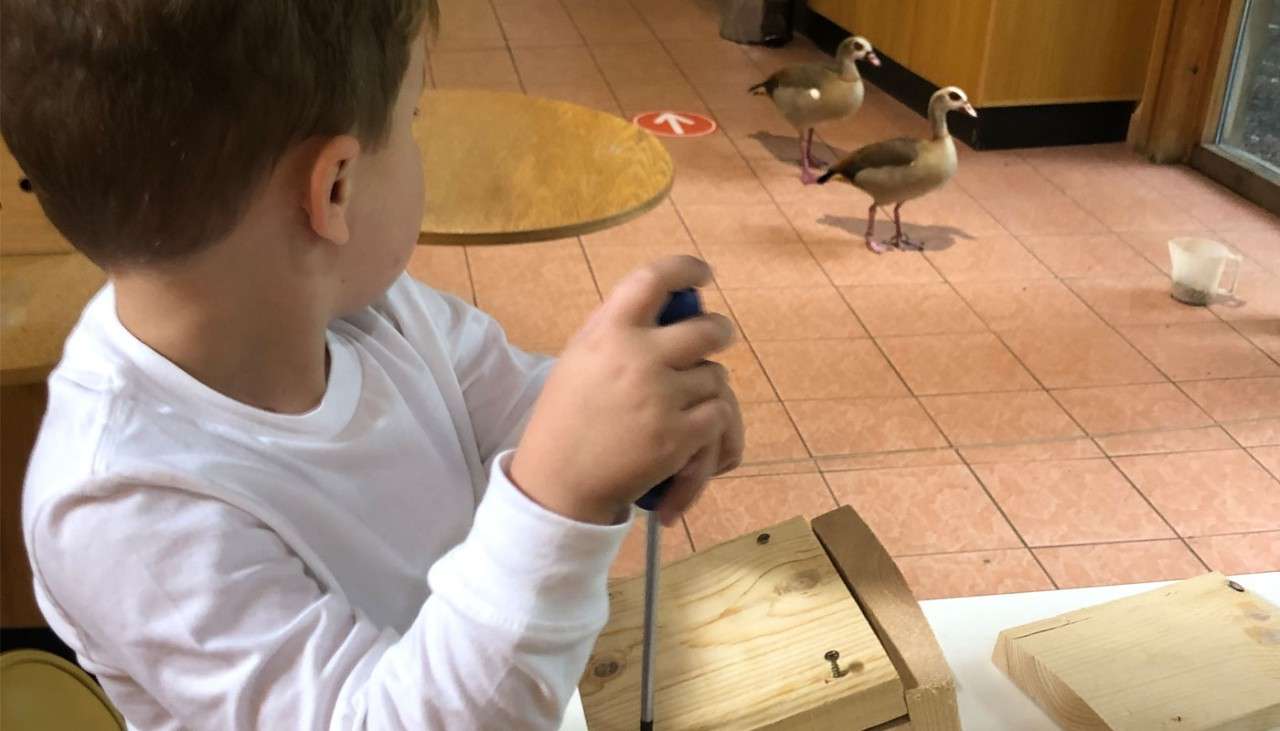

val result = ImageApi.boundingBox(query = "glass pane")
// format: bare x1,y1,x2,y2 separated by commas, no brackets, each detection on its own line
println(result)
1218,0,1280,173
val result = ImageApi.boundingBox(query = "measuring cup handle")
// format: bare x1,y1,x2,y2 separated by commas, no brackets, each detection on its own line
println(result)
1219,255,1242,297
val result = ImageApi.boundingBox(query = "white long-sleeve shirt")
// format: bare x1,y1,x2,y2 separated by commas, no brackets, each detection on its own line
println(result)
22,274,630,730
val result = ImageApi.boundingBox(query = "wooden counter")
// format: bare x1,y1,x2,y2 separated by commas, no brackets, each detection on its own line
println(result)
805,0,1166,148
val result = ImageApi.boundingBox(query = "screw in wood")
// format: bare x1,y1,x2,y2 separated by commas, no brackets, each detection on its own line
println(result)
18,178,33,192
1228,580,1245,592
756,533,770,545
824,650,843,678
593,660,619,678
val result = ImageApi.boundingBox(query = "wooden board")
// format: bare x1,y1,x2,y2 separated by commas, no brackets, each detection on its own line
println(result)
993,572,1280,730
813,507,960,731
581,517,906,730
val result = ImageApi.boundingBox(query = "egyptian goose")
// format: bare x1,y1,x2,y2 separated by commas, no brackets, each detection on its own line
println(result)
749,36,880,184
817,86,977,253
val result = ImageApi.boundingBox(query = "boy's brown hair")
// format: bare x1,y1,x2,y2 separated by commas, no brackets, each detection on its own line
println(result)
1,1,437,268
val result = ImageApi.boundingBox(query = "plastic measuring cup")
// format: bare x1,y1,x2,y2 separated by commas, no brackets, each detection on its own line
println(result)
1167,237,1242,306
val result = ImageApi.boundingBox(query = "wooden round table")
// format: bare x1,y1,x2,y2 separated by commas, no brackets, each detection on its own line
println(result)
416,90,674,245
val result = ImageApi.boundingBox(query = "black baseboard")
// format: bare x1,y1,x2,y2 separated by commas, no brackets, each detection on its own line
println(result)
797,7,1136,150
2,626,78,665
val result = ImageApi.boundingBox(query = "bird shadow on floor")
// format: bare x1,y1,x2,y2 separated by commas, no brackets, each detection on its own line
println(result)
815,214,971,253
747,131,850,167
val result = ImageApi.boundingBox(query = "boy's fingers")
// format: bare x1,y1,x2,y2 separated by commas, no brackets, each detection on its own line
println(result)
658,445,718,527
715,389,745,476
603,256,713,327
671,361,729,409
653,314,734,369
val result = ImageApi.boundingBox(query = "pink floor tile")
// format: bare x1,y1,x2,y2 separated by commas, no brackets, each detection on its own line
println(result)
407,246,473,302
825,466,1021,555
960,438,1103,465
896,549,1054,600
1223,418,1280,447
1179,377,1280,421
684,473,837,549
1032,540,1205,589
840,283,988,336
1114,449,1280,536
1066,276,1220,326
722,287,866,341
1096,426,1238,457
998,323,1165,389
879,333,1038,395
1018,234,1160,279
699,243,830,289
974,459,1173,546
754,339,907,400
817,448,962,473
1186,532,1280,575
1253,446,1280,480
786,397,948,456
979,192,1107,237
1118,322,1280,381
1211,272,1280,322
717,342,778,403
952,279,1101,332
1052,383,1213,435
924,234,1055,282
1232,320,1280,359
921,391,1082,446
739,401,810,466
805,241,944,286
676,202,803,247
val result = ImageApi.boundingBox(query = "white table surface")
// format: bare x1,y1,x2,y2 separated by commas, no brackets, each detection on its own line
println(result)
560,571,1280,730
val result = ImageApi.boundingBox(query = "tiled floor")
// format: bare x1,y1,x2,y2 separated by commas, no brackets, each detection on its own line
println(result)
409,0,1280,599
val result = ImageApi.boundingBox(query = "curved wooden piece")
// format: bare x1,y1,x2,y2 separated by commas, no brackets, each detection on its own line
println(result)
415,90,673,245
811,506,961,731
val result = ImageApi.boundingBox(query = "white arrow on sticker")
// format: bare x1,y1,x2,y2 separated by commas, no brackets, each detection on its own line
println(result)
653,112,695,136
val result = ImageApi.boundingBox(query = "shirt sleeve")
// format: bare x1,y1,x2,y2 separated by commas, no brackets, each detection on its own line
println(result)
385,276,556,470
28,456,629,731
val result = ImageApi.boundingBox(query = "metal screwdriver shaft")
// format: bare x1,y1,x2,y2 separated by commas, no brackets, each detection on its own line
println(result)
639,509,661,731
634,288,703,731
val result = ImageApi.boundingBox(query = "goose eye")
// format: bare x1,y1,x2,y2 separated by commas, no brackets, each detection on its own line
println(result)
947,91,962,102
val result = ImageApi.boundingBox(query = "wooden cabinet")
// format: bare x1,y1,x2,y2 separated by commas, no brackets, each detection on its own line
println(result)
808,0,1163,107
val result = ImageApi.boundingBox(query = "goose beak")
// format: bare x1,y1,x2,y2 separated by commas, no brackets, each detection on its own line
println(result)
867,51,881,67
963,102,978,118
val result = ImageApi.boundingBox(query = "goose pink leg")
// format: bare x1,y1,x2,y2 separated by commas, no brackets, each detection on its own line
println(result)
890,203,923,250
804,128,824,168
865,204,889,253
799,131,818,185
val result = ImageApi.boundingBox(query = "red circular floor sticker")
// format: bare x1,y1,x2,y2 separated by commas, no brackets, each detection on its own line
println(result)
632,111,717,138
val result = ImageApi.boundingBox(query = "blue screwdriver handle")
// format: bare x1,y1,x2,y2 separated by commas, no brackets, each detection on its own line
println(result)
634,288,704,512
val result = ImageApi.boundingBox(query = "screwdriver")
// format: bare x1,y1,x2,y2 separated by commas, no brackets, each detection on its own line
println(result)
634,287,703,731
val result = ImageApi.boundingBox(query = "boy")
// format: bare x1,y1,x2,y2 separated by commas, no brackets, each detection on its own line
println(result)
3,1,743,728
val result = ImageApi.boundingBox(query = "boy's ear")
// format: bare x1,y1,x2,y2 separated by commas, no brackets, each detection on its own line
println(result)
305,135,362,245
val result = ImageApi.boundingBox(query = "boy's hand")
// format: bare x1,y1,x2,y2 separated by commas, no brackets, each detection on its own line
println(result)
511,256,743,526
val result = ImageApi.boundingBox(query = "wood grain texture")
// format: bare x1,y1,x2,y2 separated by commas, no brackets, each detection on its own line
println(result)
812,506,959,731
1131,0,1233,162
581,517,906,730
807,0,918,65
993,572,1280,730
1,138,74,256
1,384,48,628
0,253,106,386
982,0,1163,107
905,0,992,99
415,90,673,245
